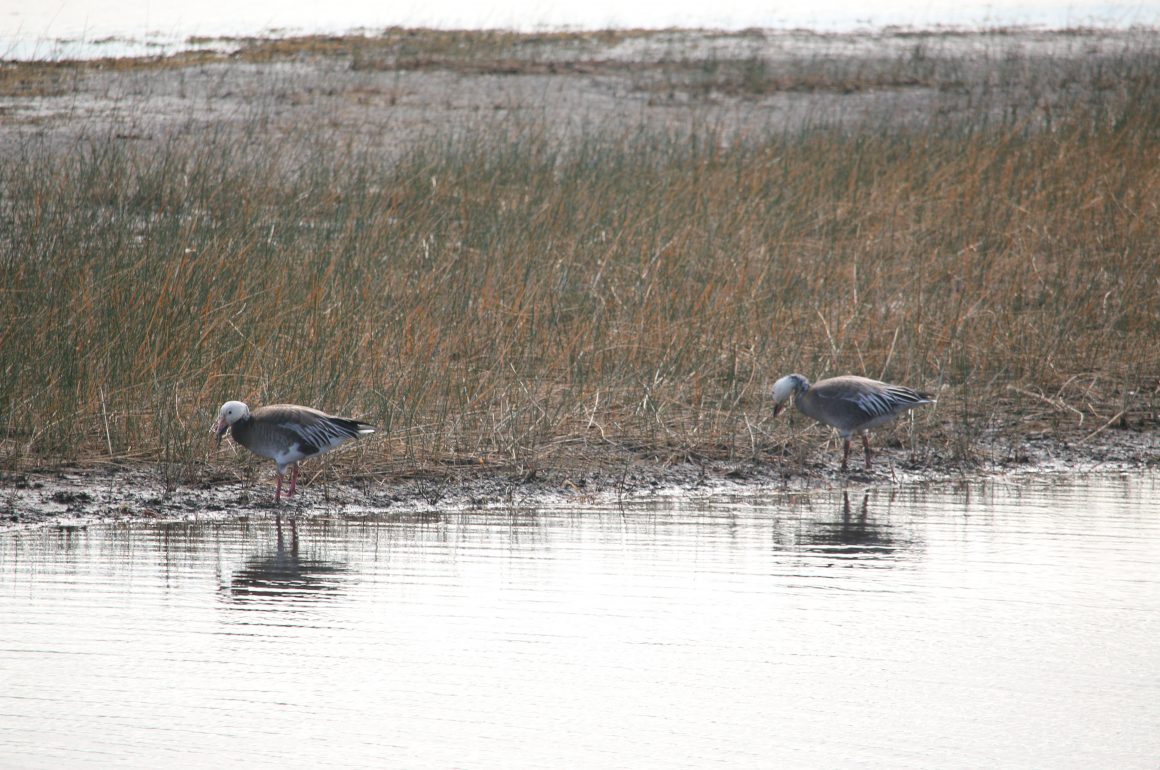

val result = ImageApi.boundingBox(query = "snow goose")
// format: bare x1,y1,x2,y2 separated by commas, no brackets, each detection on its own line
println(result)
771,374,934,470
213,401,375,501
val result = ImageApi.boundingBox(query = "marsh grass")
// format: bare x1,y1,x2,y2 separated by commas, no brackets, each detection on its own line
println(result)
2,32,1158,483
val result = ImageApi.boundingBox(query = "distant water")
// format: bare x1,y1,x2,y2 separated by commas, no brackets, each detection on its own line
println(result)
2,473,1159,769
1,0,1158,59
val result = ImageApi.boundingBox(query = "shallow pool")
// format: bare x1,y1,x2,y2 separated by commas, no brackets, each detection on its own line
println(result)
2,473,1158,768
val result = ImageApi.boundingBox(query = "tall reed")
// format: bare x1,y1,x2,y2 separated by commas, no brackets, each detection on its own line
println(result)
1,50,1157,477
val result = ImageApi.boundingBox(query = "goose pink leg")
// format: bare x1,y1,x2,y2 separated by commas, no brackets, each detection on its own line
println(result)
288,464,300,497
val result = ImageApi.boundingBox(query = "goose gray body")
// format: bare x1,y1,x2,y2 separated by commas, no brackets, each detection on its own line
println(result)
772,374,934,470
213,401,375,501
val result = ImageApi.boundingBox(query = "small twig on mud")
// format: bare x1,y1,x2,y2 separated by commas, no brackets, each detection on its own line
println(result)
1007,385,1085,424
1078,411,1126,444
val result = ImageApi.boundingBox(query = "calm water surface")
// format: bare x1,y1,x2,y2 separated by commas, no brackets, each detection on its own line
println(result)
2,473,1158,768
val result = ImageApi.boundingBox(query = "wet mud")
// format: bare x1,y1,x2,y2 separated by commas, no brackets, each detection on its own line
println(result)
3,424,1155,528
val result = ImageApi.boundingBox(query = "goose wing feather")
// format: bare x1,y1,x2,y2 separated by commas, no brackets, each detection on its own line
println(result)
292,416,364,454
810,376,933,428
255,405,374,457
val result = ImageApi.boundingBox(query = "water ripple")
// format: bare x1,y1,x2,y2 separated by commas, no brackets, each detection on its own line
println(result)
1,472,1158,768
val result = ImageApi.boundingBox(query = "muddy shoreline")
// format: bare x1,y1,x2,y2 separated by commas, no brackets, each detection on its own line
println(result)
3,423,1155,527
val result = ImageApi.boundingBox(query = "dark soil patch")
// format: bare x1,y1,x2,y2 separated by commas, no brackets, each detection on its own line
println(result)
2,424,1154,528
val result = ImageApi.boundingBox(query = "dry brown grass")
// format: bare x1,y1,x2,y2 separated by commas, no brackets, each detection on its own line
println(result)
1,30,1157,484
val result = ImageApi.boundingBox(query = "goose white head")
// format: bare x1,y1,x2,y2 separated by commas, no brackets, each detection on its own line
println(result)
213,400,250,445
771,374,809,417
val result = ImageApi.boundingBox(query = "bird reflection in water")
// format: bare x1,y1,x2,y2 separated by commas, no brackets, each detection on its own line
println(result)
220,516,349,604
796,491,909,560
